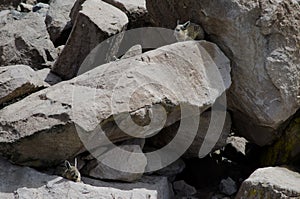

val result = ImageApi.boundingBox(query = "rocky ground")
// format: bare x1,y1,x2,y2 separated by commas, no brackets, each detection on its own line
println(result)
0,0,299,198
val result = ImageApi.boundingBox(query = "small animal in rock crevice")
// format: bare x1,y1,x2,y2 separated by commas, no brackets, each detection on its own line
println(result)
174,20,205,42
63,158,81,182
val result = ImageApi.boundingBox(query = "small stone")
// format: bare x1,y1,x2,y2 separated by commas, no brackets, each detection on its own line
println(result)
219,177,237,196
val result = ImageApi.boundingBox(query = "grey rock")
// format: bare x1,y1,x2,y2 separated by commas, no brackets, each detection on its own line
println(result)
0,65,48,106
0,157,158,198
84,145,147,182
173,180,197,196
236,167,300,199
103,0,151,28
9,10,24,20
0,10,11,26
16,181,157,198
149,111,232,158
226,136,248,155
261,115,300,166
32,3,50,17
0,0,21,10
32,2,49,11
45,0,77,45
56,45,64,56
83,175,171,199
146,0,300,146
155,158,185,179
121,44,142,59
19,3,33,12
51,0,128,80
0,41,230,167
219,177,237,196
0,157,57,193
69,0,85,22
121,138,145,149
0,12,57,69
35,68,62,85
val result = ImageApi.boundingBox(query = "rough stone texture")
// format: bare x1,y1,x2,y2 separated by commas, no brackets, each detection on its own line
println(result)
121,44,142,59
16,180,157,198
149,111,232,158
0,65,48,106
103,0,151,28
219,177,237,196
35,68,62,85
0,0,21,10
69,0,85,22
83,175,171,199
146,0,300,146
261,114,300,166
236,167,300,199
0,157,157,198
32,3,50,18
173,180,197,196
226,136,248,156
0,12,57,69
45,0,77,46
51,0,128,80
84,145,147,182
0,41,230,167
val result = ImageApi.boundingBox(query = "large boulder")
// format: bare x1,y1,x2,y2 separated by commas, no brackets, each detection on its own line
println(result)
0,157,158,199
0,12,57,69
0,41,230,168
51,0,128,80
148,110,232,158
103,0,152,28
0,65,48,107
45,0,77,46
236,167,300,198
146,0,300,146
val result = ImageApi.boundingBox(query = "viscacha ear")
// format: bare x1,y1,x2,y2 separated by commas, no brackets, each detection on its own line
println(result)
182,21,191,30
177,19,180,25
65,160,71,169
74,158,77,168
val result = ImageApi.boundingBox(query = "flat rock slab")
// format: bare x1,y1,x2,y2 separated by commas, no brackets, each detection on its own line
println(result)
0,41,230,168
146,0,300,146
16,181,157,199
51,0,128,80
0,157,157,199
236,167,300,198
83,175,171,199
0,12,57,69
0,65,48,106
